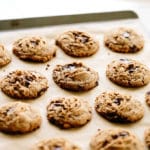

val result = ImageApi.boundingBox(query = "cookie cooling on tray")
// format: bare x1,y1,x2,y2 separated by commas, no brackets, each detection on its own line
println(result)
13,36,56,62
104,27,144,53
56,30,99,57
52,62,99,91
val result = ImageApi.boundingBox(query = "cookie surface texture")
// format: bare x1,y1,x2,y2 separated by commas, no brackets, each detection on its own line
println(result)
104,27,144,53
13,36,56,62
90,129,144,150
95,91,144,123
0,102,41,133
32,138,80,150
0,70,48,99
106,59,150,87
53,62,99,91
56,30,99,57
47,97,92,129
145,128,150,149
0,44,11,67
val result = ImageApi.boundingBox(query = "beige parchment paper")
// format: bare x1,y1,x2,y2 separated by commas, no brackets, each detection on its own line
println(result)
0,18,150,150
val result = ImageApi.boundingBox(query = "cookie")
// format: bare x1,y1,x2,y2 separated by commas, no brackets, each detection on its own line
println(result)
52,62,99,91
95,91,144,123
0,102,41,133
47,97,92,129
104,27,144,53
106,59,150,87
90,129,144,150
145,91,150,107
0,70,48,99
144,128,150,149
56,30,99,57
13,36,56,62
32,138,80,150
0,44,11,67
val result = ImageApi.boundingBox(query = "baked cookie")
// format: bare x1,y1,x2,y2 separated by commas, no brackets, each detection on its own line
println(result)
95,91,144,123
53,62,99,91
56,30,99,57
0,102,41,133
106,59,150,87
32,138,80,150
0,44,11,67
13,36,56,62
90,129,144,150
47,97,92,129
0,70,48,99
144,128,150,149
104,27,144,53
145,91,150,107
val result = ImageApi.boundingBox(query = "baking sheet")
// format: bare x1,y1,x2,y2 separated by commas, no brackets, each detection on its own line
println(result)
0,10,150,150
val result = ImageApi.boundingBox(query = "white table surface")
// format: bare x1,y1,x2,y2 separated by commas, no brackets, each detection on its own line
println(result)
0,0,150,30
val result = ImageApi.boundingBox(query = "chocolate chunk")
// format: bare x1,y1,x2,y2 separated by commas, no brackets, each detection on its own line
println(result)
128,64,135,73
122,32,130,38
147,91,150,95
119,131,129,137
81,36,89,43
102,140,109,147
113,98,122,105
65,64,76,70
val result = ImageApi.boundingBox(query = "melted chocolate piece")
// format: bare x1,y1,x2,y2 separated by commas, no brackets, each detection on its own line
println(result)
119,131,129,137
113,98,122,105
122,32,130,38
128,64,135,73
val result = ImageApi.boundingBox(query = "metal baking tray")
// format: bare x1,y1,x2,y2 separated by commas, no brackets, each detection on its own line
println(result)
0,10,138,30
0,10,149,150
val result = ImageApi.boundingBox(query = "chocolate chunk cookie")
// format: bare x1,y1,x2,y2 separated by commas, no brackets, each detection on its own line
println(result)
90,129,144,150
56,30,99,57
0,44,11,67
53,62,99,91
0,102,41,133
106,59,150,87
144,128,150,149
95,91,144,123
13,36,56,62
47,97,92,129
0,70,48,99
32,138,80,150
104,27,144,53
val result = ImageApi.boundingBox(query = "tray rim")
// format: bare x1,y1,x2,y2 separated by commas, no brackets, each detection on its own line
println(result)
0,10,138,31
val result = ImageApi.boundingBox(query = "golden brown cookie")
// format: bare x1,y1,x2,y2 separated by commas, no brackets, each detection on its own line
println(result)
90,129,144,150
0,102,41,133
13,36,56,62
144,128,150,149
52,62,99,91
95,91,144,123
104,27,144,53
0,70,48,99
0,44,11,67
106,59,150,87
47,97,92,129
56,30,99,57
32,138,80,150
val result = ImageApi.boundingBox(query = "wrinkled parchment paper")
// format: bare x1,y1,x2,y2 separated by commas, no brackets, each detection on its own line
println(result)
0,18,150,150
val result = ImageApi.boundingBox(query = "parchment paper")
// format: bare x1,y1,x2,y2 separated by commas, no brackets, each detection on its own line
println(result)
0,18,150,150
